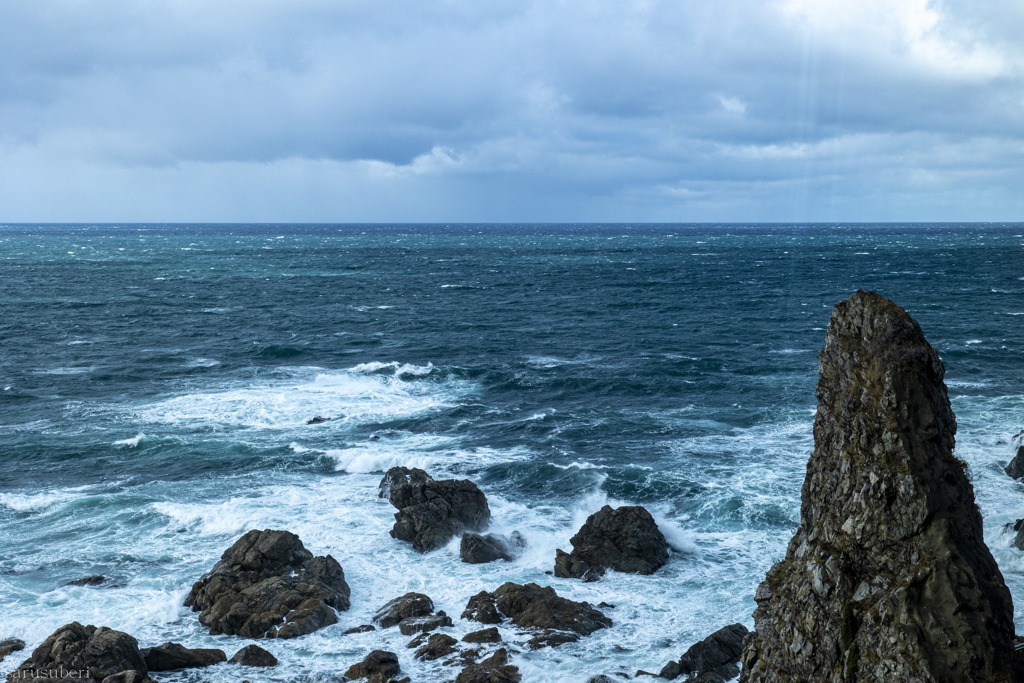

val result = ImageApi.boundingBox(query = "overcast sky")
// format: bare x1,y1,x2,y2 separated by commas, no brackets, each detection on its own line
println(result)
1,0,1022,222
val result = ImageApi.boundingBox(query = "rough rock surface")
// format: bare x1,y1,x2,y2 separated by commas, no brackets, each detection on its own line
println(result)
553,505,668,579
342,624,377,635
343,650,401,680
373,593,435,628
462,582,611,642
140,642,226,670
183,529,350,639
463,627,501,644
413,633,459,661
66,576,106,587
660,623,748,680
740,291,1017,683
1,638,26,663
460,532,525,564
380,467,491,552
1005,441,1024,480
398,611,453,636
228,644,278,666
100,671,152,683
14,622,148,682
454,648,521,683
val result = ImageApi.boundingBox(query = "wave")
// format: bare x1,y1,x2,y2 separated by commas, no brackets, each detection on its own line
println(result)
113,433,147,448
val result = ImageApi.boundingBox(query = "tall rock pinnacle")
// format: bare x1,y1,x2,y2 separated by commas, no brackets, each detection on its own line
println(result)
740,291,1016,683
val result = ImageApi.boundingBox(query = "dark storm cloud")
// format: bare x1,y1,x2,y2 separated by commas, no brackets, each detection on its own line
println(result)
0,0,1021,221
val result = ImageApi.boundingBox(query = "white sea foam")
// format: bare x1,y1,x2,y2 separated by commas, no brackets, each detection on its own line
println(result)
966,339,983,345
183,358,220,368
113,433,146,448
348,361,435,377
39,366,93,375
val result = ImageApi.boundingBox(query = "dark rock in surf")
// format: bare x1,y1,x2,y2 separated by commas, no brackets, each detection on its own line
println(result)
228,644,278,667
659,623,748,680
380,467,491,552
343,650,401,681
342,624,377,635
454,648,521,683
462,627,501,644
413,633,458,661
462,582,611,646
554,505,668,579
460,531,525,564
140,642,225,671
398,611,453,636
183,529,350,639
0,638,25,663
306,416,331,425
100,672,152,683
14,622,149,683
1004,440,1024,480
373,593,435,629
740,291,1017,683
65,575,106,587
586,677,616,683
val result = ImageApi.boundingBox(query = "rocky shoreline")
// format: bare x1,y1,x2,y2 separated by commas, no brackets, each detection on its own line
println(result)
5,291,1023,682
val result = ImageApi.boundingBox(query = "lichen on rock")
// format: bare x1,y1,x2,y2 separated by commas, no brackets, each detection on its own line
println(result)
740,290,1016,683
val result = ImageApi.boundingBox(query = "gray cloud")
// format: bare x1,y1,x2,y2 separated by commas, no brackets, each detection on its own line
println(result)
0,0,1021,221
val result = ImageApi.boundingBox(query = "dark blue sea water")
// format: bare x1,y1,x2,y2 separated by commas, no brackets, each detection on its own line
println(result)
1,223,1023,682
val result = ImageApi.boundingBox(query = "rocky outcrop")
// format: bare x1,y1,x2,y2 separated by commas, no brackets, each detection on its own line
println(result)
183,529,350,639
380,467,491,552
1004,437,1024,480
413,633,459,661
0,638,25,663
65,575,106,587
554,505,668,579
462,582,611,647
343,650,401,681
660,623,748,681
14,623,149,682
740,291,1017,683
140,642,225,670
454,648,521,683
398,612,453,636
460,532,525,564
373,593,435,629
463,627,501,643
228,644,278,666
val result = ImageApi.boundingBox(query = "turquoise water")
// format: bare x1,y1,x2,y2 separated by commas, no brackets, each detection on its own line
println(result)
1,223,1022,681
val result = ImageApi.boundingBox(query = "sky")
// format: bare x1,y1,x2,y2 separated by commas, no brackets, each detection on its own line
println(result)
0,0,1022,223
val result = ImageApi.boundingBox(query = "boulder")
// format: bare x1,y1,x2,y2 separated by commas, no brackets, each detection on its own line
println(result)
343,650,401,680
0,638,25,663
306,416,331,424
660,623,748,680
65,576,106,587
462,627,501,644
183,529,350,639
228,644,278,667
14,622,148,682
140,642,226,670
586,677,616,683
373,593,435,628
413,633,459,661
342,624,377,635
460,532,525,564
398,611,453,636
454,648,521,683
462,582,611,643
554,505,668,579
1005,444,1024,480
740,291,1017,683
381,467,491,552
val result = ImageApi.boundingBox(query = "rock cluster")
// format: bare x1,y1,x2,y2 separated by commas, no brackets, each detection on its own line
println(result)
13,622,151,683
740,291,1017,682
184,529,351,639
554,505,669,580
462,582,611,648
0,638,25,663
380,467,491,552
660,623,748,681
343,649,402,681
460,531,525,564
372,592,454,636
453,647,521,683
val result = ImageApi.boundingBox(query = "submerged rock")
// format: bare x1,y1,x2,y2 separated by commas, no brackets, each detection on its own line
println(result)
553,505,668,579
65,575,106,587
380,467,491,552
343,650,401,680
0,638,25,663
660,623,748,681
14,622,149,683
453,648,521,683
140,642,225,670
462,582,611,646
306,416,331,425
460,532,525,564
740,291,1017,682
183,529,350,639
228,644,278,667
342,624,377,635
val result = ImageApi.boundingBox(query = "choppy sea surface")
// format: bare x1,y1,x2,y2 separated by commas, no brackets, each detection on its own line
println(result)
1,223,1023,682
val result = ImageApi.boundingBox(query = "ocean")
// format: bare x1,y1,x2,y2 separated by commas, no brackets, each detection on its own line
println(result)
1,223,1022,682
